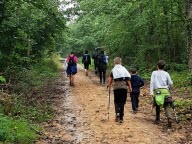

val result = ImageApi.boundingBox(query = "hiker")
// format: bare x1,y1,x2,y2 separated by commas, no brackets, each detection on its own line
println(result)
105,53,109,63
66,52,78,86
97,50,107,84
82,50,91,76
92,48,99,74
107,57,132,123
150,60,173,128
130,68,144,113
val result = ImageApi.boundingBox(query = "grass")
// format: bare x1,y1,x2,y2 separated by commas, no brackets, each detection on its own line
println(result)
0,114,38,143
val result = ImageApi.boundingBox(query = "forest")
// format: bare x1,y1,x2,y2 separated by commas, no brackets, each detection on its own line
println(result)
0,0,191,143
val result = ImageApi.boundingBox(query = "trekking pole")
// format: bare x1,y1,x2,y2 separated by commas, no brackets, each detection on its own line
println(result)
169,88,180,124
107,86,111,119
173,106,180,123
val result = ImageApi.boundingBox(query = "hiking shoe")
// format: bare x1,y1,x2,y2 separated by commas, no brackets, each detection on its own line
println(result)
155,119,161,124
115,113,120,122
119,120,123,123
132,110,137,114
119,118,123,123
167,118,172,128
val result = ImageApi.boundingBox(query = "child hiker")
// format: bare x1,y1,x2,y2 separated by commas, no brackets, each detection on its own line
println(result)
150,60,173,128
107,57,132,123
130,68,144,113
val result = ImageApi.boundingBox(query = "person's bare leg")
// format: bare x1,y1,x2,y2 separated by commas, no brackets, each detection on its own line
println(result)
69,75,72,85
71,75,75,86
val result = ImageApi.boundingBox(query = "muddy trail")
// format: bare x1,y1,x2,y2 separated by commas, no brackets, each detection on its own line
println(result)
35,64,191,144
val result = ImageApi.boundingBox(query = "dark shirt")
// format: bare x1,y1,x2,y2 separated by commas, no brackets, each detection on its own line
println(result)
131,74,144,93
82,54,91,65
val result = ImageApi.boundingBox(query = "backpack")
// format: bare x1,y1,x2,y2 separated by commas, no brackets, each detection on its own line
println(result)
68,56,76,66
84,54,89,63
99,55,106,64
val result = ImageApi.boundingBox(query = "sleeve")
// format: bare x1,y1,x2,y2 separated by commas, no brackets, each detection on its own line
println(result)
150,72,155,95
66,56,70,62
167,73,173,87
82,55,84,63
74,56,78,63
140,77,144,87
89,55,91,65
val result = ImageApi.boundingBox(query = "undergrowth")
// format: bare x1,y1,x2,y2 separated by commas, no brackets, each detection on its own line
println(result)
0,54,62,143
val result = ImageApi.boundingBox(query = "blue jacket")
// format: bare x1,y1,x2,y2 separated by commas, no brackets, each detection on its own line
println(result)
131,74,144,93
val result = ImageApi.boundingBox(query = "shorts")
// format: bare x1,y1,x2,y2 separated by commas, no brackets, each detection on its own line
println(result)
66,65,77,75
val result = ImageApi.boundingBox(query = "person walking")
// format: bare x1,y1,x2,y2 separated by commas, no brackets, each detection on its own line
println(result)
97,50,107,84
92,48,99,75
107,57,132,123
150,60,173,128
66,52,78,86
82,50,91,76
130,68,144,113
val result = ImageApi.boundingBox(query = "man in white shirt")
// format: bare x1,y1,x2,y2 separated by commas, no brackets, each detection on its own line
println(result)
150,60,173,128
107,57,132,123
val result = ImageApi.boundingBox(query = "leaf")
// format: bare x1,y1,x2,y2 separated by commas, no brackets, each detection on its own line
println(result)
0,76,6,83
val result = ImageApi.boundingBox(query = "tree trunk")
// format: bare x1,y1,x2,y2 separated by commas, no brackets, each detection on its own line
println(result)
185,0,192,71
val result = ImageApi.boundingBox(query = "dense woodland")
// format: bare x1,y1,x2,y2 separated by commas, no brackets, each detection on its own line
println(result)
0,0,191,143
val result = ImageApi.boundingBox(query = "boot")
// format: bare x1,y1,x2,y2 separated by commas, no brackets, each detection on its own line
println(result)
167,118,172,128
115,113,120,122
155,114,160,124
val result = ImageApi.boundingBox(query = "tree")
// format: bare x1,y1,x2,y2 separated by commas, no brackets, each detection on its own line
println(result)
185,0,192,71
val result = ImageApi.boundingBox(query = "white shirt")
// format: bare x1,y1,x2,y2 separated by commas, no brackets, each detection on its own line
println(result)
112,64,131,79
150,70,173,95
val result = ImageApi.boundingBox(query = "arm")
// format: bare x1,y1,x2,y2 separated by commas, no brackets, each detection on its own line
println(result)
74,56,78,63
127,80,132,93
150,72,155,96
167,73,173,87
82,55,84,64
89,55,91,65
107,72,113,89
140,77,144,87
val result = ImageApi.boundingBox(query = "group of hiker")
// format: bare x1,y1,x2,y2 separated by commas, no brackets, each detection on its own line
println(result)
65,50,174,128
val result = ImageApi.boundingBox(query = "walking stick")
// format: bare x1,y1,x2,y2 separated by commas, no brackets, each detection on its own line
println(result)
107,86,111,119
169,88,180,123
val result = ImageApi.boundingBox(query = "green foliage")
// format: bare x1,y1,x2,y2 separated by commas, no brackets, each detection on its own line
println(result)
174,100,192,107
12,54,61,94
166,63,188,72
0,76,6,83
0,0,67,72
64,0,189,71
0,114,37,143
171,71,191,87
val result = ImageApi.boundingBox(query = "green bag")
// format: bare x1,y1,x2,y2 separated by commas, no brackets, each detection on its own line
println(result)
154,89,170,106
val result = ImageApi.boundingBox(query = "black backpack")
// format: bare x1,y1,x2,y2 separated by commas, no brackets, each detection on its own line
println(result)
68,56,76,66
84,54,90,64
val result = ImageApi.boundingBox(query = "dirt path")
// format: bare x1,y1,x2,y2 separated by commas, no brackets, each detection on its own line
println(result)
35,64,190,144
